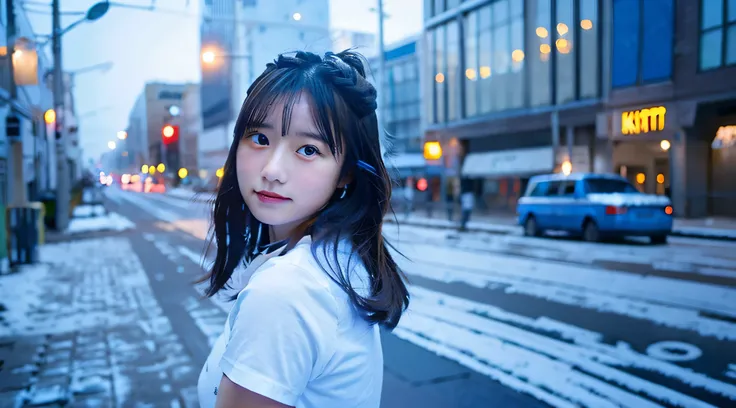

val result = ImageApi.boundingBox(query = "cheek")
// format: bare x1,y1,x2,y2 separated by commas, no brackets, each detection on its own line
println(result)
296,162,341,199
236,145,259,181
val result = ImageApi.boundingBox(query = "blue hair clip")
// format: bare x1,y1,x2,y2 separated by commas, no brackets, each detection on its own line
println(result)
357,160,378,176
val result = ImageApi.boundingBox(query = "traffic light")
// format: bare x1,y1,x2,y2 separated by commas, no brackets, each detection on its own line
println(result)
161,124,179,145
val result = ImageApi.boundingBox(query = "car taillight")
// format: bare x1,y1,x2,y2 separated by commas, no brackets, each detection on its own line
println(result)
605,205,627,215
664,205,673,215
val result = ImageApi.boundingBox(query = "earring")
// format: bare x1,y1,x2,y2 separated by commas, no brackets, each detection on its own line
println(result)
339,184,348,199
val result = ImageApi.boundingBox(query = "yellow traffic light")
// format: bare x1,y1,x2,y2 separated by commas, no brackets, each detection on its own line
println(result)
157,163,166,173
141,164,148,174
424,141,443,160
178,168,188,179
44,109,56,124
216,167,224,178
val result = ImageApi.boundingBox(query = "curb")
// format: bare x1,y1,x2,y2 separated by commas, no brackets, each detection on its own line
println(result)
384,218,736,242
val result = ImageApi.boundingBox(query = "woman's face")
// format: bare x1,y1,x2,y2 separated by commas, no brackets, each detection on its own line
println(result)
236,96,344,241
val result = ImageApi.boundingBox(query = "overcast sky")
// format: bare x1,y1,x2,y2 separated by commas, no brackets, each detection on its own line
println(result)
25,0,422,163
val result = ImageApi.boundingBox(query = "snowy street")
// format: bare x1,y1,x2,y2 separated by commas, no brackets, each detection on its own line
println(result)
1,187,735,407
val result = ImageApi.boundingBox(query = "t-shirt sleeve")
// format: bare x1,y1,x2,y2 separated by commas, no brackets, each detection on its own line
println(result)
219,263,339,406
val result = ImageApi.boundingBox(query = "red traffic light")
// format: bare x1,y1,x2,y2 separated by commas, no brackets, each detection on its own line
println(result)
162,124,179,145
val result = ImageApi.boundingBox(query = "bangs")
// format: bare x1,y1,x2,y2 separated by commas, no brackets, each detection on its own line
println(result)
234,67,347,157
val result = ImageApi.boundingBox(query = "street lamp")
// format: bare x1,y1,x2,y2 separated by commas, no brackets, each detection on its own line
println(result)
117,130,128,140
59,1,110,37
107,141,116,150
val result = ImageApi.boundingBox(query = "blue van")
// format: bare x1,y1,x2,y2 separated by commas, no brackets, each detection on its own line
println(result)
517,173,673,244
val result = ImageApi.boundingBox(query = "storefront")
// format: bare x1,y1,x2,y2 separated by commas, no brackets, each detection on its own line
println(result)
606,99,736,218
609,104,674,196
704,109,736,217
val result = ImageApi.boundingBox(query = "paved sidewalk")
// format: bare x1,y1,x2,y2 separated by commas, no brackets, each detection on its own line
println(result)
0,237,199,407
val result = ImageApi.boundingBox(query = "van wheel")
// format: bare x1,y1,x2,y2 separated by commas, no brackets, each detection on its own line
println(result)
524,216,540,237
583,220,600,242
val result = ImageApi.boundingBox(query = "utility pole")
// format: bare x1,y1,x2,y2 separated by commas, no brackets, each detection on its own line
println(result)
52,0,70,230
376,0,386,154
6,0,29,206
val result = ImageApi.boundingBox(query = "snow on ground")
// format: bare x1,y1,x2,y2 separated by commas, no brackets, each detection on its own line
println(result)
73,204,106,217
395,286,734,408
392,213,736,240
67,212,135,234
383,224,736,277
166,187,215,202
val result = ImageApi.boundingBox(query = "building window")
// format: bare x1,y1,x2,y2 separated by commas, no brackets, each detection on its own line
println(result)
491,0,511,111
612,0,674,87
426,29,436,123
555,0,575,104
700,0,736,69
579,0,600,98
527,0,552,106
478,4,493,114
464,10,479,117
447,20,460,121
434,0,446,16
435,25,446,123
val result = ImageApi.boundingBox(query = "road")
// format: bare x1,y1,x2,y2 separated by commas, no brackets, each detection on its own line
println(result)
102,187,736,408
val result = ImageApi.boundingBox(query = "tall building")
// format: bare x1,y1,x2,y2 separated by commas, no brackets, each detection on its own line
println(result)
125,83,198,174
332,29,377,56
369,36,429,183
423,0,606,212
423,0,736,217
198,0,332,178
601,0,736,218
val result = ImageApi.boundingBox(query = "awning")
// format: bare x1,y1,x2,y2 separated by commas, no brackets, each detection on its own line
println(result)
386,153,426,169
461,147,554,178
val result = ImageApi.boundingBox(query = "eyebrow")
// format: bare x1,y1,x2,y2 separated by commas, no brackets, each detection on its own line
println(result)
256,123,325,143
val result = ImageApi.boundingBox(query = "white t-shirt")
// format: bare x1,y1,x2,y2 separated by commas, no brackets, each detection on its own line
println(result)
197,236,383,408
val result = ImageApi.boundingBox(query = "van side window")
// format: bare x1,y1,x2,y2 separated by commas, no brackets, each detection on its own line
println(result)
560,181,576,196
545,181,562,196
528,181,549,197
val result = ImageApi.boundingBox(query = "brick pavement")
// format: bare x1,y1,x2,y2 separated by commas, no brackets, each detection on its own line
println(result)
0,237,200,408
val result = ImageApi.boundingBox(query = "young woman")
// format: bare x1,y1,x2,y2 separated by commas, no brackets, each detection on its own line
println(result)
196,50,410,408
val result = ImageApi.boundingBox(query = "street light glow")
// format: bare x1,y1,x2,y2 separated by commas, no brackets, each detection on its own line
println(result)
107,141,116,150
202,50,216,64
162,125,175,138
44,109,56,124
117,130,127,140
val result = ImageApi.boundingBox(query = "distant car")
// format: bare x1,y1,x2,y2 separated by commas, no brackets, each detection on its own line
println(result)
517,173,673,244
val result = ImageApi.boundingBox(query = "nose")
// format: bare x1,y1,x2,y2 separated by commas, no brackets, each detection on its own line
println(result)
260,145,288,184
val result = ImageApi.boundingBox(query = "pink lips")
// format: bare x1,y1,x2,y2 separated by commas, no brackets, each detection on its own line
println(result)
255,190,290,204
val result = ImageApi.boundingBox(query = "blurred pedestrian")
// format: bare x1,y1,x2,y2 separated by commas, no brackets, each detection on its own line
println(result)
195,50,409,408
403,179,415,219
445,189,454,221
459,189,475,231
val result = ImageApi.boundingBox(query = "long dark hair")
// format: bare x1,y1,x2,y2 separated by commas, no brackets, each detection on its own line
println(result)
198,50,409,329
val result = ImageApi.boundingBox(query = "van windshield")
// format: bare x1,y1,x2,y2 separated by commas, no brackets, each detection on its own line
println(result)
585,178,639,194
